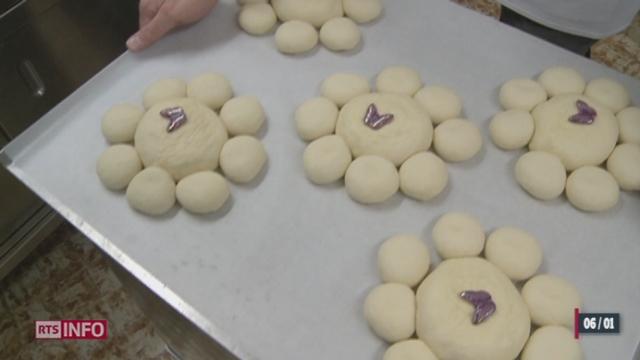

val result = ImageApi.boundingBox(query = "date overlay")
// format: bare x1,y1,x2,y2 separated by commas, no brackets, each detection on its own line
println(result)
35,320,108,340
574,308,620,339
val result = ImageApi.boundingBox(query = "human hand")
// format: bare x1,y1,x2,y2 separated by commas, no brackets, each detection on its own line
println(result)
127,0,219,51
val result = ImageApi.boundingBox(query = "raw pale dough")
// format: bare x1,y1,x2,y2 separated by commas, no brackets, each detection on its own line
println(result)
321,73,371,107
271,0,343,27
378,234,430,287
522,274,581,328
187,73,233,110
142,79,187,109
336,93,433,166
607,143,640,191
96,144,142,191
220,96,265,136
617,107,640,145
319,17,361,51
383,340,438,360
432,212,485,259
135,98,228,180
376,66,423,96
514,151,567,200
499,78,547,111
584,77,630,113
303,135,352,184
275,20,318,54
521,326,583,360
529,94,618,171
295,97,339,141
101,104,144,143
433,118,482,162
345,155,399,204
414,85,462,125
485,227,542,281
537,67,586,96
399,152,448,201
219,135,267,183
126,167,176,216
565,166,620,212
364,283,415,343
239,3,277,35
343,0,382,23
416,258,530,360
489,109,534,150
176,171,230,214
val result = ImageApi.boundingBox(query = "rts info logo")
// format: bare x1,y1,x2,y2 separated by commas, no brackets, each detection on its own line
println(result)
35,320,108,340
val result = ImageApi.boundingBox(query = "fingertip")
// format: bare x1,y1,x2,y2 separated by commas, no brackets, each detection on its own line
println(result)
126,34,143,51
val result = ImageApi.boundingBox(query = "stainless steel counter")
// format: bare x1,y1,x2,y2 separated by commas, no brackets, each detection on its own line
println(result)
2,1,640,358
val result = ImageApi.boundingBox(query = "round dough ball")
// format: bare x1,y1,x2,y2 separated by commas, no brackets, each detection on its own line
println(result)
432,212,485,259
187,73,233,111
607,143,640,191
566,166,620,212
219,136,267,183
433,118,482,162
238,3,277,35
319,17,361,51
220,96,265,136
303,135,352,184
416,258,531,360
537,66,586,96
126,167,176,216
363,283,415,343
529,94,618,171
414,86,462,125
378,234,430,287
617,106,640,145
321,73,370,108
275,20,318,54
96,144,142,191
143,79,187,109
521,326,583,360
343,0,382,23
383,340,438,360
515,151,567,200
135,98,228,180
345,155,399,204
499,78,547,111
295,97,339,141
485,227,542,281
522,274,581,328
399,152,448,201
101,104,144,143
489,109,534,150
336,93,433,166
584,77,630,113
271,0,343,28
176,171,230,214
376,66,423,96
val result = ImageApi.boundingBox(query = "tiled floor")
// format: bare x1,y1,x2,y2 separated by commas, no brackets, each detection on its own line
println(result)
1,2,639,360
0,223,172,359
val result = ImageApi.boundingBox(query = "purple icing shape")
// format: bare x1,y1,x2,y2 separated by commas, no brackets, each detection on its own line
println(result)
363,103,394,130
569,100,597,125
459,290,497,325
160,106,187,132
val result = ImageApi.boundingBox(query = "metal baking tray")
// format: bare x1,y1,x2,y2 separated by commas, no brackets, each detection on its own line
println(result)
2,0,639,358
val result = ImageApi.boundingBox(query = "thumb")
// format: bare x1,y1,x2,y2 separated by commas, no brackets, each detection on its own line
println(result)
127,11,176,51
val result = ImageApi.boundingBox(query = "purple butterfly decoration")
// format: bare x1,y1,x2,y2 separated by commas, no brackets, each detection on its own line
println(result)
569,100,597,125
459,290,496,325
160,107,188,133
363,103,394,130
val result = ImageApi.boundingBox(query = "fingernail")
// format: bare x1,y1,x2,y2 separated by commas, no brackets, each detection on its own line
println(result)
127,35,141,51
